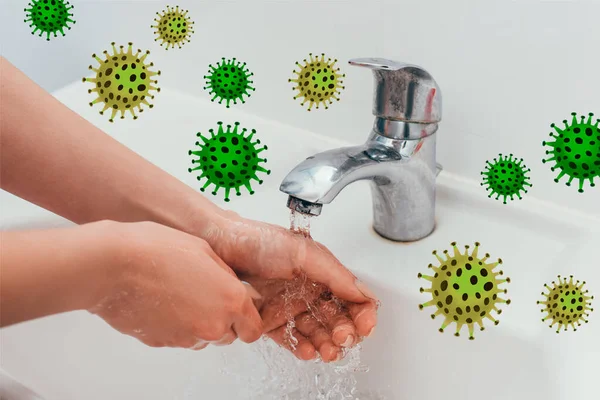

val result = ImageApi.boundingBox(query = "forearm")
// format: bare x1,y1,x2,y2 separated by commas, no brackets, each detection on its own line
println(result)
0,56,222,236
0,221,123,327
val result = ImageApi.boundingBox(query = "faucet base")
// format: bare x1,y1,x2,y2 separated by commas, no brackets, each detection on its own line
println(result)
372,221,436,242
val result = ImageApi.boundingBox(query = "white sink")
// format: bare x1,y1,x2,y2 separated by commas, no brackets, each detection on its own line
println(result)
1,83,599,400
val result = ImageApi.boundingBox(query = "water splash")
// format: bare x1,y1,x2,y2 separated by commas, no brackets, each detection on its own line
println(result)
183,209,385,399
214,339,385,400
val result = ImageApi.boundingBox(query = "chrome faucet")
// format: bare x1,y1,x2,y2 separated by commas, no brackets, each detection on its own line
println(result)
279,58,443,242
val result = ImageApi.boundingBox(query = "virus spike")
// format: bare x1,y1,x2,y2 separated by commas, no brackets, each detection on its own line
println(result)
481,153,532,204
243,181,255,195
24,0,75,41
543,112,600,193
466,322,475,340
188,122,270,201
417,272,434,283
471,242,480,259
439,315,454,333
203,58,255,108
452,242,462,258
254,165,270,174
418,242,510,340
432,250,445,264
289,52,345,111
196,133,211,144
83,42,160,122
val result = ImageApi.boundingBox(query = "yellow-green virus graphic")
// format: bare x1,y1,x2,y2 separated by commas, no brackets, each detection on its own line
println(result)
203,58,255,108
481,153,532,204
543,112,600,193
418,242,511,340
537,275,594,333
24,0,75,41
289,53,345,111
188,122,270,202
151,5,194,50
83,43,160,122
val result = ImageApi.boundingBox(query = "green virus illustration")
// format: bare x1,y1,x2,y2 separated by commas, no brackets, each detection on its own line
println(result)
83,42,160,122
543,112,600,193
418,242,511,340
24,0,75,41
203,58,255,108
537,275,594,333
188,122,270,202
289,53,345,111
151,5,194,50
481,153,532,204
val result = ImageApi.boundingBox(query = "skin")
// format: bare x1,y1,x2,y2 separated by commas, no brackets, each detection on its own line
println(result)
1,221,264,348
0,56,378,362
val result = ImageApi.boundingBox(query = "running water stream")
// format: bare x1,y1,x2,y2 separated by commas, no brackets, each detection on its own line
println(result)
184,210,385,399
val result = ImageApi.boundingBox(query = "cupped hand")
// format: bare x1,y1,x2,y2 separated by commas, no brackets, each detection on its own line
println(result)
201,212,379,362
90,221,263,350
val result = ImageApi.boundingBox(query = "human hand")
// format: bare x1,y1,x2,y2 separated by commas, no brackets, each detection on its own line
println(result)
201,212,379,362
90,221,263,350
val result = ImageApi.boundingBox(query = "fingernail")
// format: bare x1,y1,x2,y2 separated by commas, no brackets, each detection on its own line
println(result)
367,327,376,337
356,280,378,301
341,335,354,348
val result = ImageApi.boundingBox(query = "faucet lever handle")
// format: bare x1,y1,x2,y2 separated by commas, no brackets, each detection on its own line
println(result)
349,57,442,124
348,58,416,71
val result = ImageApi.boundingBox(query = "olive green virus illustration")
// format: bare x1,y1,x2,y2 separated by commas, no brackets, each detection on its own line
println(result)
418,242,511,340
203,58,255,108
83,42,160,122
151,5,194,50
481,153,532,204
24,0,75,41
543,112,600,193
188,122,270,202
289,53,345,111
537,275,594,333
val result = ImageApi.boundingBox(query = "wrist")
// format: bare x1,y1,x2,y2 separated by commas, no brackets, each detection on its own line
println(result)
178,195,242,242
140,188,228,240
75,220,131,311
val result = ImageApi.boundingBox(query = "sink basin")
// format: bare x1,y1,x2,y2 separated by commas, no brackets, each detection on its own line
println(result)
1,82,598,400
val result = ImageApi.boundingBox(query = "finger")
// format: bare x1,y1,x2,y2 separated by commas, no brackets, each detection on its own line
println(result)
190,339,209,351
266,325,316,361
232,294,264,343
138,338,165,348
294,313,340,362
205,245,262,306
315,299,357,348
203,242,240,278
211,328,238,346
259,291,313,333
200,248,264,343
348,300,378,337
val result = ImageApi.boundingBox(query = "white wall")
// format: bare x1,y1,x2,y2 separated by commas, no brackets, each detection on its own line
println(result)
1,0,598,214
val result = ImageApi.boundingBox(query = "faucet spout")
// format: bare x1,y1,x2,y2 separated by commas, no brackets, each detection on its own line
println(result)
280,123,439,242
279,144,392,205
